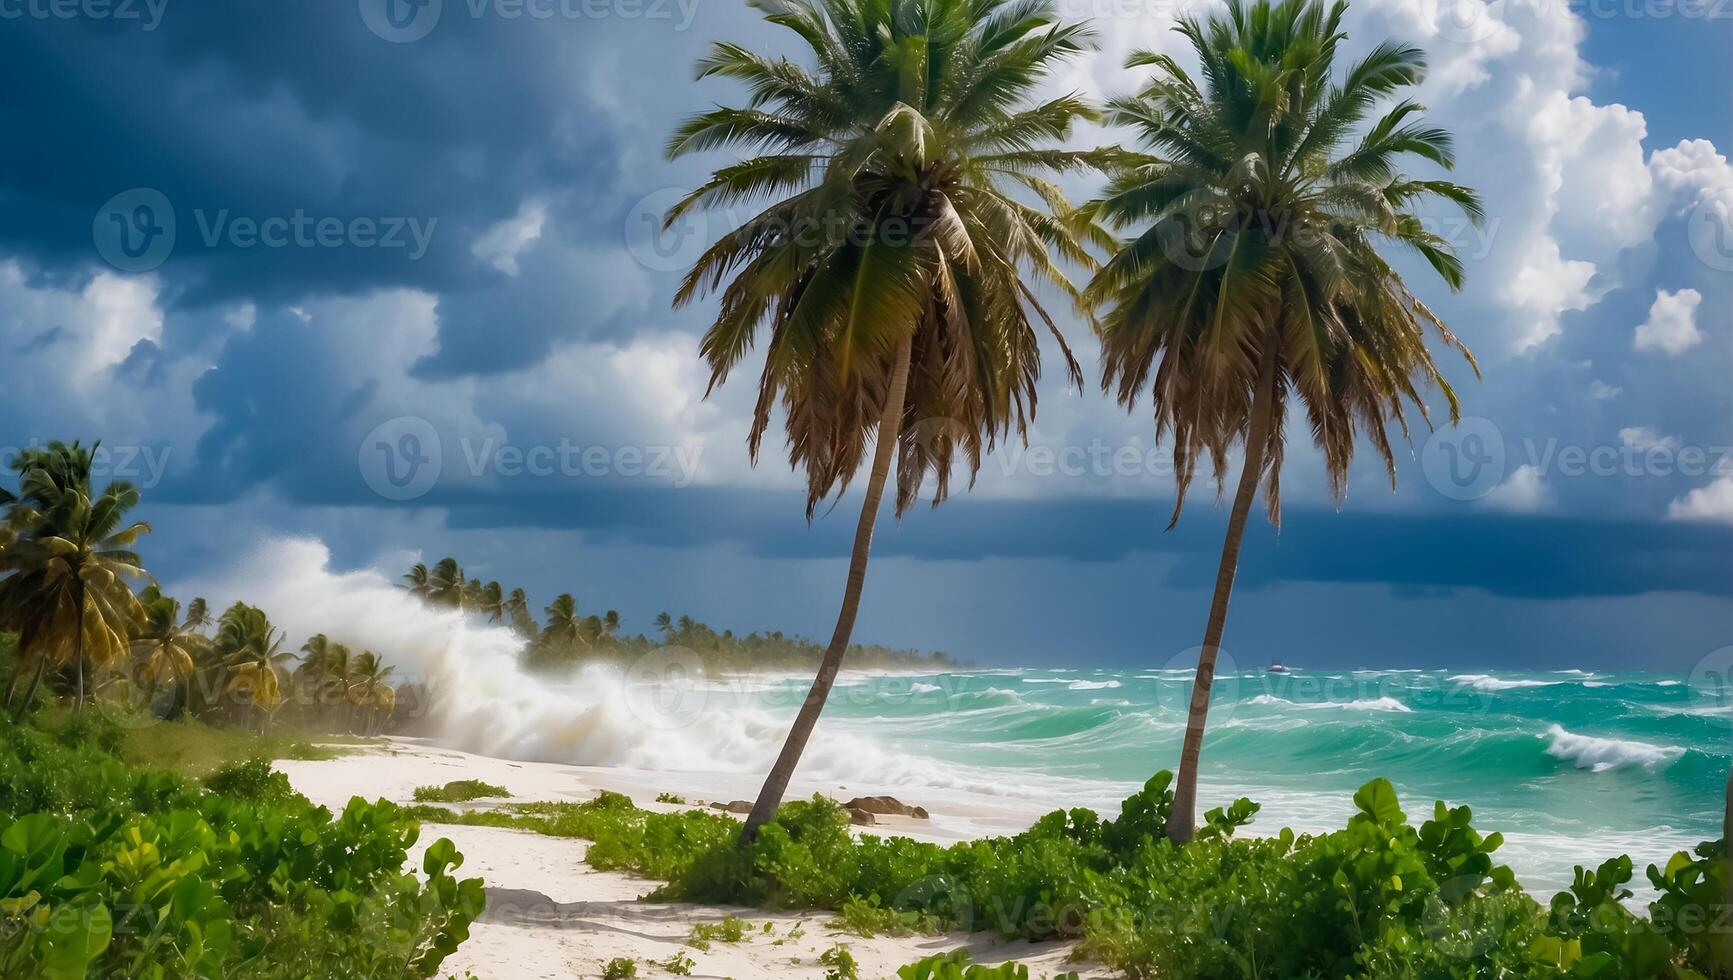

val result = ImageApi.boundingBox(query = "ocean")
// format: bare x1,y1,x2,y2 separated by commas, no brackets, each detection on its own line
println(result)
784,666,1725,896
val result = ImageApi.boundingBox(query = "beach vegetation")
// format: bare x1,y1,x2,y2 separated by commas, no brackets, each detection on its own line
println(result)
408,772,1726,978
898,950,1078,979
1084,0,1483,840
413,779,510,803
0,712,484,977
819,942,860,980
602,956,640,979
663,950,697,975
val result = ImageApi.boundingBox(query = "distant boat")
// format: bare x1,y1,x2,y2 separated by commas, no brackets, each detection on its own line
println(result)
1267,663,1291,673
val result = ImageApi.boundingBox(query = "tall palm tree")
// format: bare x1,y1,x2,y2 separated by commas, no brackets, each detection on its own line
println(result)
0,441,151,716
653,611,673,641
670,0,1108,840
215,602,295,731
131,586,203,709
1084,0,1480,841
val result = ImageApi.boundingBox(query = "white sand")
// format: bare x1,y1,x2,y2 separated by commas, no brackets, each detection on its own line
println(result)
276,738,1115,980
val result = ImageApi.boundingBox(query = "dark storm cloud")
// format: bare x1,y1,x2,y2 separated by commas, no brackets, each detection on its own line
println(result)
436,486,1733,600
0,0,646,368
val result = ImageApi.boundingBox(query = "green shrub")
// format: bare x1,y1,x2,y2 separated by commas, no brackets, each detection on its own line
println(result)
662,950,696,974
203,757,297,804
601,955,638,979
412,779,510,803
656,792,686,804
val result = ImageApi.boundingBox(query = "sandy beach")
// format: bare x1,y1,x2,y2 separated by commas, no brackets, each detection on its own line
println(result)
277,738,1115,979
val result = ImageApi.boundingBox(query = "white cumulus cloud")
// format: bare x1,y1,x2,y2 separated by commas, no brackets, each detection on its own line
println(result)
1634,288,1703,355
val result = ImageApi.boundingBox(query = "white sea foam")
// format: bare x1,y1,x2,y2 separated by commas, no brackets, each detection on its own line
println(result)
1449,674,1559,692
1248,694,1412,712
1543,725,1684,772
1067,679,1122,691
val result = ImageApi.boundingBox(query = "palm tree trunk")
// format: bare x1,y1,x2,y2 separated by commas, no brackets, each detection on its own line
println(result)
1724,767,1731,964
1167,348,1279,844
11,656,47,722
739,334,914,843
72,582,87,713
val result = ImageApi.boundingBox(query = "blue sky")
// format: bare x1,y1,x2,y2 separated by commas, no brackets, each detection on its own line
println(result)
0,0,1728,669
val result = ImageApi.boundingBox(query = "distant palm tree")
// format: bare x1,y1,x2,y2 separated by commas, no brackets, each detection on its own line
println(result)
670,0,1109,841
1084,0,1480,841
0,441,151,716
216,602,295,731
602,610,621,638
131,585,203,709
505,588,537,637
426,557,467,609
350,651,396,736
297,633,359,729
542,593,584,651
473,581,507,624
653,611,673,640
402,562,433,598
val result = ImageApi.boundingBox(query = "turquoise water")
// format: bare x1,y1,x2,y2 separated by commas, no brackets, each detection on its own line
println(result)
801,667,1727,895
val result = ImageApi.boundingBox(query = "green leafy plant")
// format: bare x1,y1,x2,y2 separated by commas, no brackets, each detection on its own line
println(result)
601,956,639,979
820,942,860,980
662,950,696,975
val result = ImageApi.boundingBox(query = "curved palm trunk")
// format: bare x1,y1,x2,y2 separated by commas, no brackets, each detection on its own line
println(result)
12,654,47,721
739,334,914,844
1167,349,1279,844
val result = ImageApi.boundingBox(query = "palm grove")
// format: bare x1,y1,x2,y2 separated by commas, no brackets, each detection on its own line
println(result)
670,0,1482,841
0,446,953,734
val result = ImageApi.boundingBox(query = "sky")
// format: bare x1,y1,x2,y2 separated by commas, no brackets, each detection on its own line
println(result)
0,0,1729,670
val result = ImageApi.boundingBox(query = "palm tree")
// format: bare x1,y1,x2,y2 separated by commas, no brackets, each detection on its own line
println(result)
472,581,507,624
670,0,1108,840
131,586,203,710
402,562,433,598
215,602,295,731
0,441,151,716
297,633,359,729
1084,0,1480,841
653,611,673,641
505,588,537,638
350,650,396,736
426,557,467,609
542,593,583,652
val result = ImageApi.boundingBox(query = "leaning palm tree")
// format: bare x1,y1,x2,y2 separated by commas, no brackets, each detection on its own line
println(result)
669,0,1110,839
1084,0,1480,841
0,442,151,716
